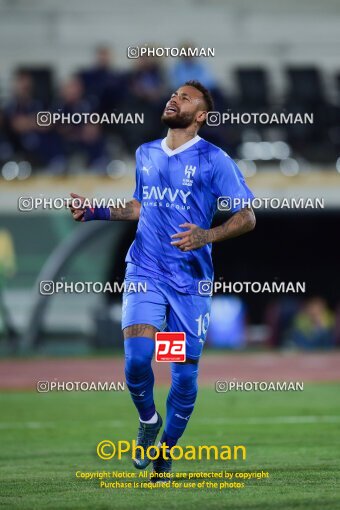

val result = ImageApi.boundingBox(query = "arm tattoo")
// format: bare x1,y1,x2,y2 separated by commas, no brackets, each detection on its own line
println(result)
109,200,140,221
192,227,210,246
209,207,256,243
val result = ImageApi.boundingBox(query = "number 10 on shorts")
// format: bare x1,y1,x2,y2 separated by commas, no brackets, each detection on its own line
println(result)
155,332,186,362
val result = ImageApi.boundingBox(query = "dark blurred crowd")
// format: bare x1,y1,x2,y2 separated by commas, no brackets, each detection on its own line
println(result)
1,44,340,174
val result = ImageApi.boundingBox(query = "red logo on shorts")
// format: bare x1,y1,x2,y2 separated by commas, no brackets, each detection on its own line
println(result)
155,332,186,362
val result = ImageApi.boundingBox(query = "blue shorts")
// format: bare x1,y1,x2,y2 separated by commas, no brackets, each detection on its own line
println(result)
121,273,211,360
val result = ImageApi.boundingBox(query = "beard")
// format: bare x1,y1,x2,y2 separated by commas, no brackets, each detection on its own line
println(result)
161,110,195,129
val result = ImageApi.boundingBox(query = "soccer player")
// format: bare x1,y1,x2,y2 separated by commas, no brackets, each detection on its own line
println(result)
69,80,255,481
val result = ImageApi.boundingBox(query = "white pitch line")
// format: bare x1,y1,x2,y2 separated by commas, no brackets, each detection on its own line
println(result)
0,422,56,429
0,416,339,430
95,420,125,427
0,420,124,430
198,416,340,425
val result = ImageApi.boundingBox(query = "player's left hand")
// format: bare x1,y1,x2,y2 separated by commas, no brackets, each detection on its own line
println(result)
171,223,211,252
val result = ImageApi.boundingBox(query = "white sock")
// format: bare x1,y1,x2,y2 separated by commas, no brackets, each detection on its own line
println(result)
140,412,158,424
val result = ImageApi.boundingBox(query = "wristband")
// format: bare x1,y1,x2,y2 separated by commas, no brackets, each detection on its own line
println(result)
82,206,110,221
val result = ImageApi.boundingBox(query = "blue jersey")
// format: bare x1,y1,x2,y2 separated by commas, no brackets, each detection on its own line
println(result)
125,135,254,295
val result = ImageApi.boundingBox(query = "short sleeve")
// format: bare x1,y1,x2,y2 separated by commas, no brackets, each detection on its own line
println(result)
133,147,142,202
211,150,254,213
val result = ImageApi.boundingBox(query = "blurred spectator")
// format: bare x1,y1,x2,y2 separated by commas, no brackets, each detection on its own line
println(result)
80,46,113,100
129,51,165,104
2,70,66,171
52,75,110,172
3,70,43,165
287,297,335,350
79,46,127,113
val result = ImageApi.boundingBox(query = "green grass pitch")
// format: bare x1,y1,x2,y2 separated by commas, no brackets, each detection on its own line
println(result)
0,383,339,509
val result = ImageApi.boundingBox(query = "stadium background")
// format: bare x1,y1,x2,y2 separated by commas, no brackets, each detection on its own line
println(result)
0,1,339,509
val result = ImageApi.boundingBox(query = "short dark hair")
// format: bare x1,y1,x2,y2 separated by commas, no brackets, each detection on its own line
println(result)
184,80,214,116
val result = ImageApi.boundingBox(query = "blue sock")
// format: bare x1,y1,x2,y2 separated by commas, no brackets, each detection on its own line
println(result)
124,337,156,421
159,430,177,449
163,362,199,445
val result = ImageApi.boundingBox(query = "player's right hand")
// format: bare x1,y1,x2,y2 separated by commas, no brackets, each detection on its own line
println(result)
68,192,87,221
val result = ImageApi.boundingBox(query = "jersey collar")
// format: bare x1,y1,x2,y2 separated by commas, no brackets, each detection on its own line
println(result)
161,135,201,157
